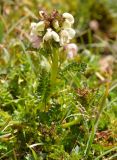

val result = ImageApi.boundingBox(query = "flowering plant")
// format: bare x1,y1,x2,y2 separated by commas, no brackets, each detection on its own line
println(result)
29,10,77,109
30,10,76,48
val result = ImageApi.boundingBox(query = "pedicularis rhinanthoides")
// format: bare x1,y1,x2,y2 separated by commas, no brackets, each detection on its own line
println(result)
30,10,78,108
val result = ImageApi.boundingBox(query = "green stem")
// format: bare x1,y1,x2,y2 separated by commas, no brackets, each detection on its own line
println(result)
50,48,59,91
94,146,117,160
61,119,79,128
38,48,59,110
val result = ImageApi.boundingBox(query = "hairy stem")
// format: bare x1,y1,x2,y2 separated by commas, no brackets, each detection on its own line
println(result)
50,48,59,88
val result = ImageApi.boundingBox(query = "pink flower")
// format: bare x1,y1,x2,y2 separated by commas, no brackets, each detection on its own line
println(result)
30,34,42,49
65,43,78,59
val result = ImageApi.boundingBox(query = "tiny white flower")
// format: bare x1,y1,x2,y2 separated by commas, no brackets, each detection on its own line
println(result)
30,21,45,35
60,28,75,46
36,21,45,32
63,19,72,29
51,31,60,42
60,30,70,46
43,28,53,41
65,28,75,39
63,13,74,24
43,28,59,42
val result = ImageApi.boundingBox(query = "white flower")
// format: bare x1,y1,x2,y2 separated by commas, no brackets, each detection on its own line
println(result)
51,31,60,42
43,28,60,42
60,28,75,46
30,21,45,36
63,13,74,24
63,19,72,28
30,11,75,47
60,29,70,46
43,28,52,41
65,28,75,39
36,21,45,32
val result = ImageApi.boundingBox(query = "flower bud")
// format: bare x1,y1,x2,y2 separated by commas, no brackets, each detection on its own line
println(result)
65,28,75,39
63,13,74,24
39,10,45,18
43,28,52,41
53,20,59,29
